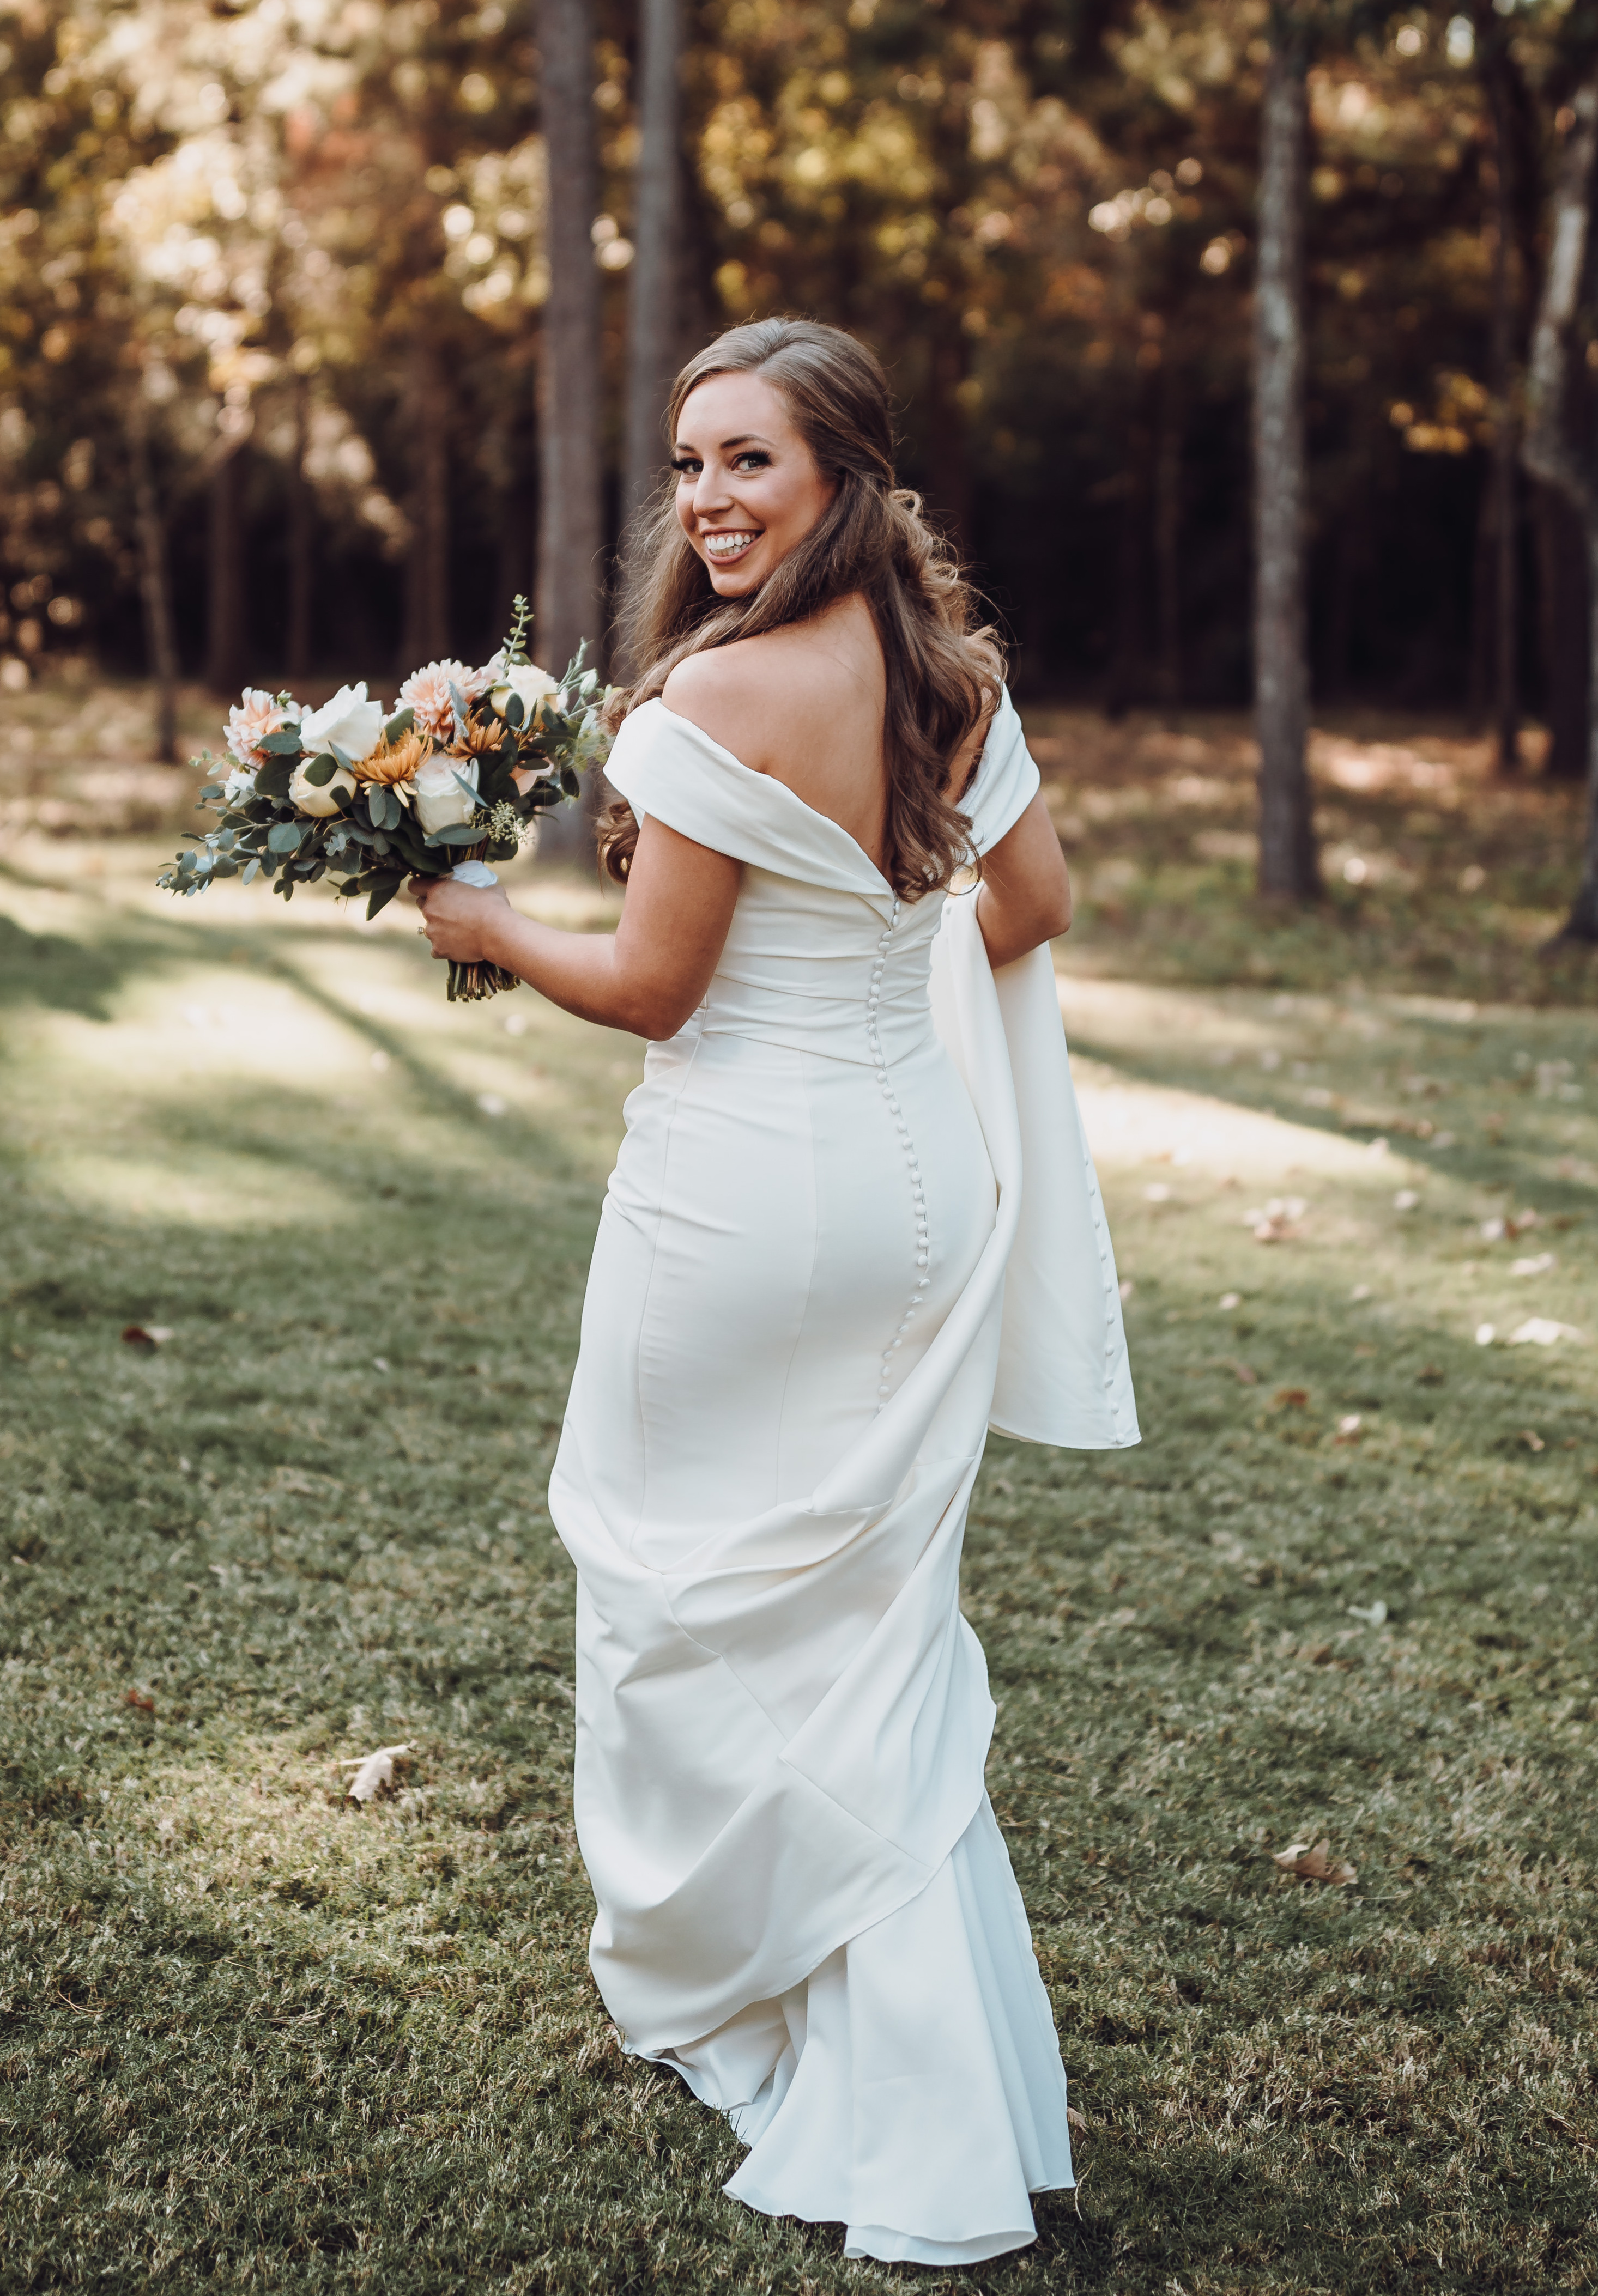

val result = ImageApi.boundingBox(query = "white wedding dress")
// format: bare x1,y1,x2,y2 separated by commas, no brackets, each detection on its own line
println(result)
549,692,1138,2265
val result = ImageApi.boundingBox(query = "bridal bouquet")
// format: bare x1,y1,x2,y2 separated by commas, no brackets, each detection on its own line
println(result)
158,598,612,1001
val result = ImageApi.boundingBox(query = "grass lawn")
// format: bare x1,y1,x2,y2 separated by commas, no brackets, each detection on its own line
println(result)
2,689,1596,2292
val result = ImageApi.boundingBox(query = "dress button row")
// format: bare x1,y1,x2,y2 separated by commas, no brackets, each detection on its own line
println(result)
873,900,919,1410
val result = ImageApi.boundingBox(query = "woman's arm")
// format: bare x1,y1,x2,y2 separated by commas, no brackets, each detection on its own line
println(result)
974,792,1073,970
410,815,741,1039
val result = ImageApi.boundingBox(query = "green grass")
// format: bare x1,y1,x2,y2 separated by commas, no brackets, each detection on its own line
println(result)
2,720,1596,2292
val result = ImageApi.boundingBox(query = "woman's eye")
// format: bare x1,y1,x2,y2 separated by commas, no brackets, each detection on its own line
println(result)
670,457,700,476
734,453,771,471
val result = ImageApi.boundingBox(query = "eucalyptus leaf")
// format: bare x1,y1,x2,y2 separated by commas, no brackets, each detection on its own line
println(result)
258,727,304,755
242,857,261,884
256,758,294,801
384,706,415,741
366,879,402,921
304,753,338,788
504,691,524,729
433,822,486,846
267,822,304,853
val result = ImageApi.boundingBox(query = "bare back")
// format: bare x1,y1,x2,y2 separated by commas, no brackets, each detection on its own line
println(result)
663,609,988,864
662,595,893,870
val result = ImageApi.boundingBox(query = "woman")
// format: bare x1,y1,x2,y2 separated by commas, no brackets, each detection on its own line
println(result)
415,318,1137,2266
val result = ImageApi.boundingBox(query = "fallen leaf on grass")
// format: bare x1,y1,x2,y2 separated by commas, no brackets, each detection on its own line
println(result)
1510,1252,1555,1278
1218,1292,1242,1310
1417,1365,1444,1384
1336,1414,1363,1442
1519,1430,1546,1454
124,1688,155,1714
1274,1387,1310,1409
1475,1323,1496,1346
1273,1839,1358,1886
1066,2105,1088,2135
341,1743,411,1803
1509,1320,1585,1347
1245,1196,1308,1243
1480,1210,1538,1243
1347,1600,1388,1625
120,1325,174,1352
1393,1189,1419,1212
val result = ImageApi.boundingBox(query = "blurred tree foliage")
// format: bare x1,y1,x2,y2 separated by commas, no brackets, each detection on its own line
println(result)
0,0,1594,734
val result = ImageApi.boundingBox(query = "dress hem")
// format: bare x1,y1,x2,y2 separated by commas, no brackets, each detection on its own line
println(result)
725,2180,1077,2268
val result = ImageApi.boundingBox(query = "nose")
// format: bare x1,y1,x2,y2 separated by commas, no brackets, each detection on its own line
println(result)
692,460,732,520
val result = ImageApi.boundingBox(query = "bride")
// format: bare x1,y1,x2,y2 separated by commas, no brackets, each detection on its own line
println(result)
414,317,1137,2267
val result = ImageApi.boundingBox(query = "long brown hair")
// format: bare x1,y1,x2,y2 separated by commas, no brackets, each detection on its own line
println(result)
597,318,1001,897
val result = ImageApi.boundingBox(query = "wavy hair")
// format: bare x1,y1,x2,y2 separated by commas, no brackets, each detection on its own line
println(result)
597,318,1001,896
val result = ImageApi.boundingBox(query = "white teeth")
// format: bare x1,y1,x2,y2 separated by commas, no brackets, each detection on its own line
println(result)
705,532,758,557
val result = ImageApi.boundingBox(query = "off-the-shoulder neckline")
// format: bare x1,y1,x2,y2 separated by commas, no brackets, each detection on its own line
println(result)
646,698,893,889
637,692,1013,890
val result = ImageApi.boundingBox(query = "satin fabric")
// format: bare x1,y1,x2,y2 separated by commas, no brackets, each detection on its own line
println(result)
549,693,1137,2265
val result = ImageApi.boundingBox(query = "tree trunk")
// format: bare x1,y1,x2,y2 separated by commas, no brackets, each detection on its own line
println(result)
1535,479,1589,780
1484,117,1520,770
1252,36,1319,899
1521,76,1598,938
128,391,179,763
622,0,682,542
537,0,606,859
286,374,313,684
1469,467,1494,727
404,338,451,664
1104,425,1148,721
1570,524,1598,937
1154,357,1183,706
925,330,973,559
207,441,246,696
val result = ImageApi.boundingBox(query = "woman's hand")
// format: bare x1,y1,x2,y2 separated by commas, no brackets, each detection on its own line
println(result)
405,823,740,1037
409,875,512,965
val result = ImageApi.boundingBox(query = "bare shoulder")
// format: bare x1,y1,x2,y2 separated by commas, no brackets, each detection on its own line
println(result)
661,639,784,767
663,605,881,778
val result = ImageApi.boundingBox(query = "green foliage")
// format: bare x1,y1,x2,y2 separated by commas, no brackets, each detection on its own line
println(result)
0,0,1590,729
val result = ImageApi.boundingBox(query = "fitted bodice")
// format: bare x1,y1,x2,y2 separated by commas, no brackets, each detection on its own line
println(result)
693,868,945,1065
603,694,1040,1068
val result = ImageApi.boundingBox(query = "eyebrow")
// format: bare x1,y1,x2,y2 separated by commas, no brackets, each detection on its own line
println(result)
673,432,776,453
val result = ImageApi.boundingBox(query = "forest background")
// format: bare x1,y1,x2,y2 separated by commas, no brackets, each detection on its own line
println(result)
9,0,1598,924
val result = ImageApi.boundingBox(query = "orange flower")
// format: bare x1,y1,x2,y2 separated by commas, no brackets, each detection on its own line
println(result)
450,718,510,760
354,728,431,785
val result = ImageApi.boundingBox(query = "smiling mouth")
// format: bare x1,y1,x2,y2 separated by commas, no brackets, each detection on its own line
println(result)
701,530,762,564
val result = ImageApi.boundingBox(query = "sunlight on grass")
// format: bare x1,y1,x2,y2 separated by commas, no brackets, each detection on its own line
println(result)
3,763,1596,2293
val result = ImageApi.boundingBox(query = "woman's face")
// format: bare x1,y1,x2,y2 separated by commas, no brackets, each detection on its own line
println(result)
672,369,835,597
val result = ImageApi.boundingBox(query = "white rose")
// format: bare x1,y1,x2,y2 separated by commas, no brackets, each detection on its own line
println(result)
298,681,385,765
413,754,480,837
288,756,358,816
489,662,559,724
222,764,257,805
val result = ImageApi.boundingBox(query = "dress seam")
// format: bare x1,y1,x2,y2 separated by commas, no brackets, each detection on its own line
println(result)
628,1025,709,1554
771,1048,824,1510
